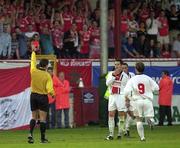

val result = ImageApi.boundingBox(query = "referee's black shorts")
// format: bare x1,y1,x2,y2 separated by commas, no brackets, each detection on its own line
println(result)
30,93,49,112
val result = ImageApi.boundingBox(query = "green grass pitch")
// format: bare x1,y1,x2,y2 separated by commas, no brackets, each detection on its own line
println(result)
0,125,180,148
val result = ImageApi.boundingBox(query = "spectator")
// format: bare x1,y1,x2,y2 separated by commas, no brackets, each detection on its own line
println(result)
172,33,180,58
38,13,51,34
15,26,28,59
0,24,11,59
122,37,139,58
56,72,71,128
89,20,100,59
62,5,73,32
138,2,150,22
146,11,158,43
51,9,65,58
31,34,41,54
137,21,147,37
146,39,160,58
10,32,20,59
91,8,100,26
155,41,161,58
167,5,180,43
121,9,129,39
161,44,171,58
157,10,170,47
128,14,139,39
39,25,54,55
158,70,173,126
63,22,79,58
73,9,86,32
25,24,39,39
134,34,147,58
47,67,59,129
79,24,91,58
108,11,115,58
16,12,29,33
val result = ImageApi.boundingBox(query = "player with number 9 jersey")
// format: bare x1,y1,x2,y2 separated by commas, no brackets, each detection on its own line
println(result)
124,62,159,141
124,74,159,102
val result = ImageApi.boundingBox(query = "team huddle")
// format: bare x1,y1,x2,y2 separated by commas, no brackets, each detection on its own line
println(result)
105,60,159,141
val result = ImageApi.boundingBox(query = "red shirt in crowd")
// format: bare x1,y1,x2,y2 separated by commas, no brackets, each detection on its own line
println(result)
62,12,73,32
74,15,85,32
121,15,129,34
157,17,169,36
89,26,100,45
39,19,50,33
51,26,64,49
18,17,29,32
162,51,171,58
80,30,91,54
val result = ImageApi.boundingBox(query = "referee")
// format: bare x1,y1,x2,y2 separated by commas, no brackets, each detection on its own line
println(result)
28,49,55,144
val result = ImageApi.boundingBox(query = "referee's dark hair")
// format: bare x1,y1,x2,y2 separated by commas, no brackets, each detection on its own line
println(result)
39,59,49,68
135,62,145,73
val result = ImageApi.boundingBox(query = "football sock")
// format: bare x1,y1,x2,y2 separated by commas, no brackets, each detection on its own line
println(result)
40,121,46,140
29,119,36,137
136,121,145,140
108,116,115,136
125,114,131,131
118,116,125,135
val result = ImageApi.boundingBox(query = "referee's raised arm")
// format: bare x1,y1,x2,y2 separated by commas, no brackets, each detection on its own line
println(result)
30,51,37,73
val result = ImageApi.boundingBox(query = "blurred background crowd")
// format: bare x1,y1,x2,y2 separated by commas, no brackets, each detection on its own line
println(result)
0,0,179,60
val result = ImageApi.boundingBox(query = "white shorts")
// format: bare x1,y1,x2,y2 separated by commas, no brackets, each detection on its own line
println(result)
108,94,126,112
126,100,135,112
158,35,170,44
133,99,154,117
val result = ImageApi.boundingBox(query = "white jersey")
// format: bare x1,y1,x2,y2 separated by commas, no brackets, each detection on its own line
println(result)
127,72,135,79
106,71,129,95
124,74,159,101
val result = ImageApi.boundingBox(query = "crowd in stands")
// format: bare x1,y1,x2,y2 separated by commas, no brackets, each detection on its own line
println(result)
0,0,179,60
119,0,180,58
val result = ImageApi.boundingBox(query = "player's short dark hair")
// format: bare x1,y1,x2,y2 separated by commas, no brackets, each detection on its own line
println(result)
39,59,49,68
115,59,123,64
135,62,144,73
122,62,128,67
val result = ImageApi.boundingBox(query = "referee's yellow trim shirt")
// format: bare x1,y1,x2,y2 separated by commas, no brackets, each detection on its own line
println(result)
30,51,55,96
